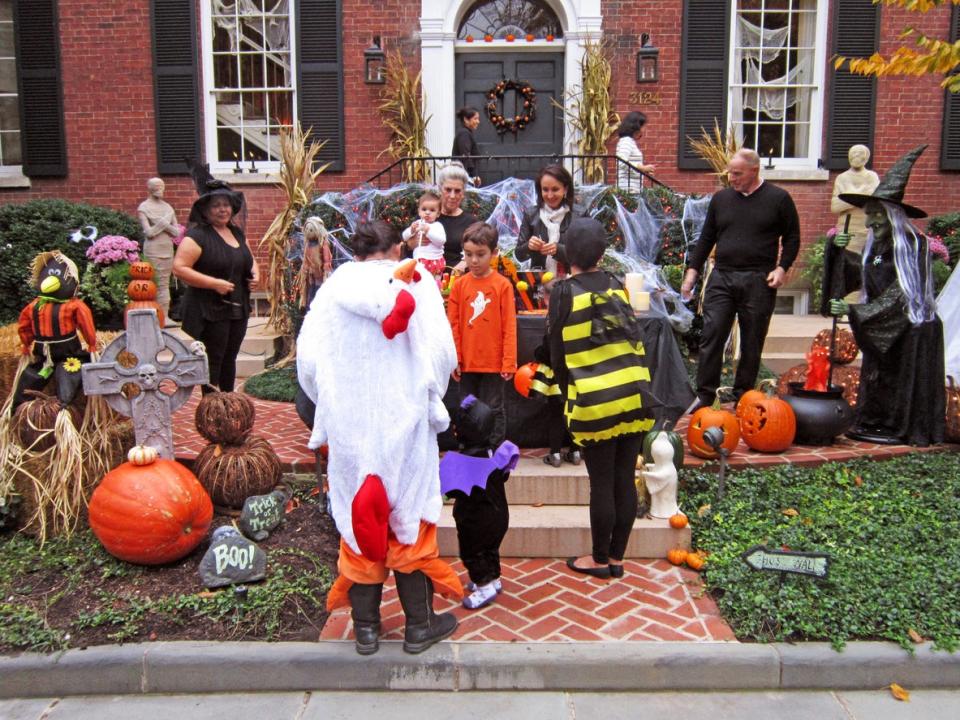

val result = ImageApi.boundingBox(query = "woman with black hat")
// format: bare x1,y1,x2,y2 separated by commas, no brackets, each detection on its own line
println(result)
173,172,260,394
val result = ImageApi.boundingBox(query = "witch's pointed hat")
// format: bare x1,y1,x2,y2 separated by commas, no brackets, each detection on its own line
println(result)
838,144,928,218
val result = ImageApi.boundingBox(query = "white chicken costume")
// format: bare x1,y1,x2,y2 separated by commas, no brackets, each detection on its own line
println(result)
297,258,462,611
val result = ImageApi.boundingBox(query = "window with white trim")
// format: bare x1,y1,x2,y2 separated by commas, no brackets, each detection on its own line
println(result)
201,0,296,171
0,0,22,172
728,0,826,167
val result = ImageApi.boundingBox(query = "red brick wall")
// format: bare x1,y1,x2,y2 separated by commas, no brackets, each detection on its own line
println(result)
2,1,958,283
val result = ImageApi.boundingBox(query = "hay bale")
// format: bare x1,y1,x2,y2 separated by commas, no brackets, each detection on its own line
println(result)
194,436,281,509
194,391,256,445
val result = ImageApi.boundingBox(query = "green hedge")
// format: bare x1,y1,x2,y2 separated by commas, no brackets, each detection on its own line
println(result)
0,200,142,324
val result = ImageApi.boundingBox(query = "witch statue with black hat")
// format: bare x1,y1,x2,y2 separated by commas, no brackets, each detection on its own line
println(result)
823,144,945,446
173,163,260,394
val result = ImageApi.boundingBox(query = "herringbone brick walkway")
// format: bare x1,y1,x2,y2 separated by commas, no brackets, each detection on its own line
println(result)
319,558,736,643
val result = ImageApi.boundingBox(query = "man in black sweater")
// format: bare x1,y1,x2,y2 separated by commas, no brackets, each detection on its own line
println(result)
680,149,800,408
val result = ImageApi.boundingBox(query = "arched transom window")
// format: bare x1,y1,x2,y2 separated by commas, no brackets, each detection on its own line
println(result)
457,0,563,41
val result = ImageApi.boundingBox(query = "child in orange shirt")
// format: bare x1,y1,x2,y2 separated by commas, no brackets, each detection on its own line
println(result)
446,222,517,449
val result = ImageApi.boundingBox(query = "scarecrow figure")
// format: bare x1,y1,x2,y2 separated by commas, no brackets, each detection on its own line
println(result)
13,251,98,408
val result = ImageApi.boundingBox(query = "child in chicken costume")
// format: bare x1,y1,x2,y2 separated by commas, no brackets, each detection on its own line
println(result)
297,222,461,655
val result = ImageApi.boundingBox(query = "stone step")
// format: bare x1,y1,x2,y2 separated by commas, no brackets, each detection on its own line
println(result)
437,504,691,559
503,457,591,505
236,353,267,378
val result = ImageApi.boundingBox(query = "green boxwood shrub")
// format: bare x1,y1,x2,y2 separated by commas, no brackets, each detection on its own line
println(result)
0,200,142,324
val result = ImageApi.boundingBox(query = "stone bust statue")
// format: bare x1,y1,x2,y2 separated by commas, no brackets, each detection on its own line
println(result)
137,178,179,320
831,145,880,254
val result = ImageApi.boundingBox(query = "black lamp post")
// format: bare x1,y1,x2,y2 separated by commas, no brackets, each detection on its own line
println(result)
364,36,386,85
636,33,659,83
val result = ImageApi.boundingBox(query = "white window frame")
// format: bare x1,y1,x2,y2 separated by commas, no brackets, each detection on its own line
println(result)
726,0,828,171
200,0,298,175
0,0,25,181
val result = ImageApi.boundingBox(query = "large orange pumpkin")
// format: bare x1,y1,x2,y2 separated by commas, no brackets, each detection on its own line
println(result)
124,301,164,329
513,362,539,397
687,387,740,459
736,380,796,453
88,458,213,565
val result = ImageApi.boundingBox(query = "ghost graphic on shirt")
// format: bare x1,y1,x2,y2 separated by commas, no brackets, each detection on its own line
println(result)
468,290,491,326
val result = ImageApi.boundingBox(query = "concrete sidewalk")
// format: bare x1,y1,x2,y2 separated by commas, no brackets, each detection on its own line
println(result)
4,688,960,720
2,641,957,698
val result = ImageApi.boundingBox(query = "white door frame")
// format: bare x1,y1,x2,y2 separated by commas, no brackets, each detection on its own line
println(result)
419,0,602,158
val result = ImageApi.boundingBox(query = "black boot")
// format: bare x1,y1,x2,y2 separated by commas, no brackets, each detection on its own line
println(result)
394,570,458,654
347,582,383,655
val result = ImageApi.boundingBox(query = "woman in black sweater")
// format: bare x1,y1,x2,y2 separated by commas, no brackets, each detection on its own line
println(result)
515,164,583,272
451,107,481,185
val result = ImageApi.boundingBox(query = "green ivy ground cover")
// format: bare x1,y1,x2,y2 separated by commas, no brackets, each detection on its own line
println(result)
680,452,960,651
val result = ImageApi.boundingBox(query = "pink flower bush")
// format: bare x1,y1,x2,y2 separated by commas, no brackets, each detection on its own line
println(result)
927,235,950,264
86,235,140,266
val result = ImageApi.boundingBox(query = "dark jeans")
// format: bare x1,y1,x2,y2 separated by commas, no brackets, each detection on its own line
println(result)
459,372,506,447
581,433,643,564
696,268,777,406
452,470,509,585
195,317,248,393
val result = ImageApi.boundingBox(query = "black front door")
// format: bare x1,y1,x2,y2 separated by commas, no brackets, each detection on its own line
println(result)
455,52,565,183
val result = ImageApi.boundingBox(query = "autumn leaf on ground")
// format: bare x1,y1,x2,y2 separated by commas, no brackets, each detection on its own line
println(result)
309,486,322,497
532,501,544,508
285,497,301,513
697,504,711,518
197,590,218,599
854,475,863,487
889,683,910,702
908,629,925,644
782,508,799,517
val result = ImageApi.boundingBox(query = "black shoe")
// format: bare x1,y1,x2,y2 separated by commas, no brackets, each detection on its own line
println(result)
542,453,563,468
348,582,383,655
609,563,625,578
566,557,612,579
394,570,458,654
563,449,582,465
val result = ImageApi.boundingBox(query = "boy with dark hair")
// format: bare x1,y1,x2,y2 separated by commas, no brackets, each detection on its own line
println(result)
446,222,517,447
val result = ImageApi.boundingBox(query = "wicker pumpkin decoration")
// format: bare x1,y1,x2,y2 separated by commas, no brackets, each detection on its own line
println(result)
194,391,256,445
193,436,281,509
736,379,796,453
88,457,213,565
127,279,157,301
687,388,741,459
641,420,684,471
11,394,82,452
129,261,155,280
811,328,858,365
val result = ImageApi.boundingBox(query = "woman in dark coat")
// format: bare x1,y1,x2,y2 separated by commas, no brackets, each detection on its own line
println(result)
515,164,583,272
451,107,481,185
173,173,260,394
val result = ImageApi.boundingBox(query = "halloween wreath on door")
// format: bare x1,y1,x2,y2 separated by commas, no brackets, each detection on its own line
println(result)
486,79,537,134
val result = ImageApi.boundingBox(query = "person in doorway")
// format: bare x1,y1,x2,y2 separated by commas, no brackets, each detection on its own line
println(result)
452,106,482,186
173,168,259,394
137,177,180,323
615,111,656,193
515,164,582,274
680,148,800,408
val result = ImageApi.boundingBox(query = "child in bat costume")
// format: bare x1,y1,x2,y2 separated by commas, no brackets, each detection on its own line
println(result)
441,395,519,610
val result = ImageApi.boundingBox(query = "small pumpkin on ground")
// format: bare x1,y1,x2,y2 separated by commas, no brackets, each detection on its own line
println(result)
193,436,282,509
736,379,797,453
687,387,740,459
669,512,688,529
667,548,688,566
194,391,256,445
685,551,705,571
88,455,213,565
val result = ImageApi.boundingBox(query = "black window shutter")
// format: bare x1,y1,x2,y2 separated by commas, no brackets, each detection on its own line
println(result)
941,3,960,170
678,0,731,169
298,0,344,172
14,0,67,177
151,0,199,175
824,0,880,170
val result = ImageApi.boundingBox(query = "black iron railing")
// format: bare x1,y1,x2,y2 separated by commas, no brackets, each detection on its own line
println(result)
366,154,673,192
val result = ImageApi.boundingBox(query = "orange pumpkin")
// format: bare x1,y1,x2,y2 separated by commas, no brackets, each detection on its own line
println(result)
513,362,539,397
669,512,688,529
687,387,740,459
667,548,688,566
124,301,164,329
127,279,157,301
88,458,213,565
737,380,796,453
129,261,155,280
685,552,705,571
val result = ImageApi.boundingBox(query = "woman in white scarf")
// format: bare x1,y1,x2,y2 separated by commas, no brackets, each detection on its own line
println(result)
515,164,582,274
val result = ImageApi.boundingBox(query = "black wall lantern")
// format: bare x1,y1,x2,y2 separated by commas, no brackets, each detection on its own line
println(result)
364,36,386,85
636,33,659,83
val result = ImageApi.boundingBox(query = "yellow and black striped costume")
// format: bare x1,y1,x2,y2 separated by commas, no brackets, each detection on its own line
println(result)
558,281,654,445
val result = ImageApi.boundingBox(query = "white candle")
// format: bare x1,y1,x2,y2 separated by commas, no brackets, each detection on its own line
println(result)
624,273,650,312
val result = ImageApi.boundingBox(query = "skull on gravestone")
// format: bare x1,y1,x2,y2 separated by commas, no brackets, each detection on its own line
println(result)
190,341,206,356
138,363,158,389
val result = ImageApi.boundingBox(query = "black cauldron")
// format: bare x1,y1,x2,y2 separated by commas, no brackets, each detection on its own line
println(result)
783,382,855,446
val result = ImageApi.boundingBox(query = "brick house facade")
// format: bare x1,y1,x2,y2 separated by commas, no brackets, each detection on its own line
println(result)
2,0,958,303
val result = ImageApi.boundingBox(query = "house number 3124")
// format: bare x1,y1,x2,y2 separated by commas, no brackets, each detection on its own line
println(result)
628,91,661,106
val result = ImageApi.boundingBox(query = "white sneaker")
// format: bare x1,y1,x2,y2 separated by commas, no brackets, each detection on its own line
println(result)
462,581,499,610
465,578,503,593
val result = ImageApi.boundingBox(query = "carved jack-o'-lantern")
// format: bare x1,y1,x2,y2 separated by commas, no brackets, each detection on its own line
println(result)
127,279,157,301
687,387,740,459
129,261,155,280
736,380,796,453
